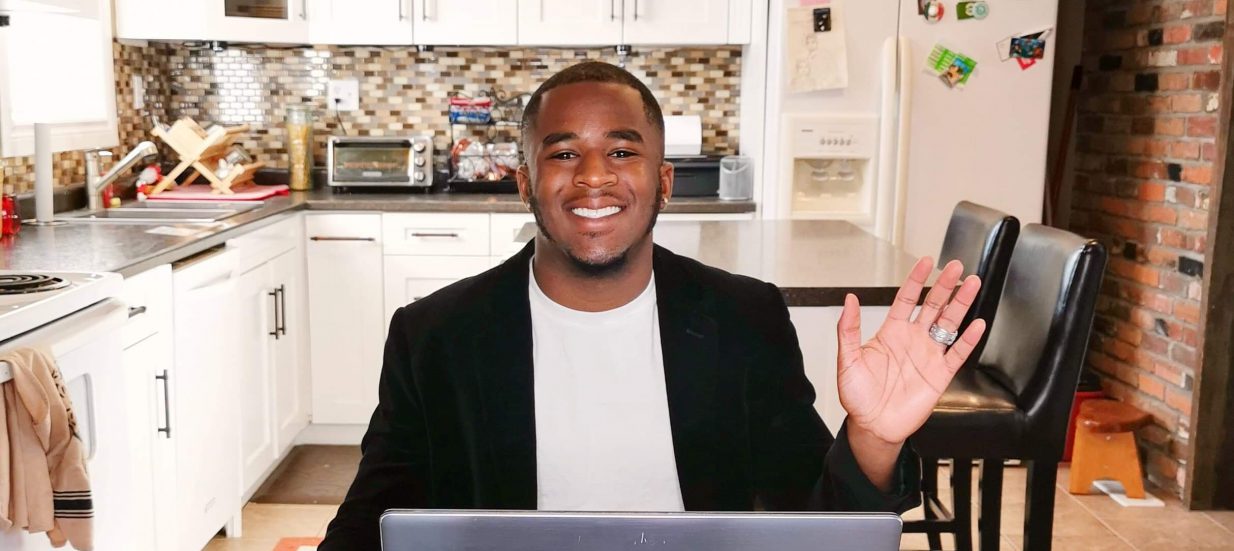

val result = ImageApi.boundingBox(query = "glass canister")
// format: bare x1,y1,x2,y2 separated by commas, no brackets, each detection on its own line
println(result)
719,155,754,201
285,105,314,191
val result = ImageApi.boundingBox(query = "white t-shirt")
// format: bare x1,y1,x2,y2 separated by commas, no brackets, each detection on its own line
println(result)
529,267,686,512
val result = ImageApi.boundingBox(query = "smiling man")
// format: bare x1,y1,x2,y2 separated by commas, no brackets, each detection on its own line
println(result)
319,62,986,550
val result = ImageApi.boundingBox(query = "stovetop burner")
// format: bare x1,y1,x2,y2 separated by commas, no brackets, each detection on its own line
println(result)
0,274,71,295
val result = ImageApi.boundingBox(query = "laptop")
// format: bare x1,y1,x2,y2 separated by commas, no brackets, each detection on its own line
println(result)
380,510,903,551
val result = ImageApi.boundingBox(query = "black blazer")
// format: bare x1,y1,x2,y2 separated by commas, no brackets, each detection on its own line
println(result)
320,242,920,550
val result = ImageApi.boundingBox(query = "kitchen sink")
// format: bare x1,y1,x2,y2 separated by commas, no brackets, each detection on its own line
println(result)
61,201,264,224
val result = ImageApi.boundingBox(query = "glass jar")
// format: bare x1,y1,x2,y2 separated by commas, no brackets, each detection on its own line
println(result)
285,105,315,191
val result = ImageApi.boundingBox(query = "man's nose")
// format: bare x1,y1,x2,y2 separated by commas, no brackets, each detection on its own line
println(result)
574,152,616,189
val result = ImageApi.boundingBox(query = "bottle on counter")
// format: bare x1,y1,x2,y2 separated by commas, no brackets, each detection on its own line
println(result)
285,105,315,192
3,185,20,236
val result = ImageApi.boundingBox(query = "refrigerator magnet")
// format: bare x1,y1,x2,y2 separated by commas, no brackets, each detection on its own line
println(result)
813,7,832,32
926,44,978,88
923,0,944,22
957,1,989,20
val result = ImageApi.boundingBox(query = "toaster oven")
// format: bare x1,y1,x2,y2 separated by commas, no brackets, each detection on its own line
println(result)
327,135,434,187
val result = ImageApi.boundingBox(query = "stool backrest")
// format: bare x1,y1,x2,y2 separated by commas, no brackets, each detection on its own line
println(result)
978,224,1107,458
938,202,1020,366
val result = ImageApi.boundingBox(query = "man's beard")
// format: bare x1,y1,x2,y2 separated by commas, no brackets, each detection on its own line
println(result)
528,186,663,279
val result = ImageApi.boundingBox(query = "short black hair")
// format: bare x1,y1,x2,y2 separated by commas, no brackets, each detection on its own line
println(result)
520,61,665,156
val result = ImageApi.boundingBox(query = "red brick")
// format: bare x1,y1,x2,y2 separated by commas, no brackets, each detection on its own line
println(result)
1135,204,1179,224
1157,117,1187,136
1158,227,1187,247
1154,360,1187,386
1160,73,1191,90
1139,372,1167,398
1187,116,1218,137
1182,163,1213,184
1193,70,1222,90
1170,141,1201,159
1105,337,1137,362
1170,93,1204,112
1166,387,1194,417
1145,246,1179,268
1165,24,1193,43
1219,0,1228,16
1132,161,1166,179
1108,258,1162,286
1170,344,1199,369
1149,450,1181,481
1175,299,1202,324
1139,182,1167,201
1115,321,1145,345
1190,233,1208,253
1178,325,1201,347
1168,186,1199,207
1179,47,1211,65
1202,142,1219,161
1179,208,1210,229
1162,272,1191,294
1141,332,1170,355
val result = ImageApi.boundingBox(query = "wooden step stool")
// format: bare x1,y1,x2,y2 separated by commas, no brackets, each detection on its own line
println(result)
1068,399,1152,499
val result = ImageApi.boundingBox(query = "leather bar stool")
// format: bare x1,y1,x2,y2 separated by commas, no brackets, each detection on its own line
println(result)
907,224,1107,551
915,202,1020,551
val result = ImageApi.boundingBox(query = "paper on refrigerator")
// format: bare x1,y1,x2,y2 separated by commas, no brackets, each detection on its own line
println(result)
785,3,849,93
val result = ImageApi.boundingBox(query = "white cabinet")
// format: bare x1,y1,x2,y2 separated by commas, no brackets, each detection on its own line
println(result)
0,0,117,157
621,0,730,44
172,249,243,551
115,0,210,40
383,255,491,324
382,212,491,256
231,215,309,496
412,0,517,45
518,0,621,45
306,214,386,425
490,212,535,261
310,0,413,45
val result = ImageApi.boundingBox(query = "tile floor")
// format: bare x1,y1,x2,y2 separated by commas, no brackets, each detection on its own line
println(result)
206,463,1234,551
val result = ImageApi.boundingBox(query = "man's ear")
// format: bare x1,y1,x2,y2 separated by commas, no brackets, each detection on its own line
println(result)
659,160,674,206
516,163,532,210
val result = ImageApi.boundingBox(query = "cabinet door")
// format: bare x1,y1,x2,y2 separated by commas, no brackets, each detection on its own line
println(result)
311,0,413,45
518,0,621,45
306,214,386,425
383,255,491,326
120,334,166,551
271,248,310,452
212,0,310,43
172,261,242,551
237,262,278,495
621,0,729,44
412,0,516,45
115,0,210,40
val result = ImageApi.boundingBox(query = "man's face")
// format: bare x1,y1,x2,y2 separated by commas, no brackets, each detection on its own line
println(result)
517,81,673,276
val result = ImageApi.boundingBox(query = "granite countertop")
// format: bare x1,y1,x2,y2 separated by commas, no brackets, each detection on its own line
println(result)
0,189,755,277
516,220,920,307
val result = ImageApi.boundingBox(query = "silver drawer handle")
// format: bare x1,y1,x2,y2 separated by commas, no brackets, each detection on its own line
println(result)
128,305,148,318
410,232,460,238
310,236,377,242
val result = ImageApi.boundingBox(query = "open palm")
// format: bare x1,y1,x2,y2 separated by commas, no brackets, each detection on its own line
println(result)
837,258,987,446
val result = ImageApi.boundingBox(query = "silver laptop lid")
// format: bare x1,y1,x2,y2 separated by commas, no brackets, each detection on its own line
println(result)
380,510,903,551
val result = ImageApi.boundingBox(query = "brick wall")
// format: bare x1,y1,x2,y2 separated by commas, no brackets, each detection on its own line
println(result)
1070,0,1225,496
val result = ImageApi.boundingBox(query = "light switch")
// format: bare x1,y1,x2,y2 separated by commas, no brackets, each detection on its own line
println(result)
328,79,360,112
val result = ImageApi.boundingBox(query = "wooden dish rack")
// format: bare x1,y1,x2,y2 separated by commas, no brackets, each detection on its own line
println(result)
149,117,265,195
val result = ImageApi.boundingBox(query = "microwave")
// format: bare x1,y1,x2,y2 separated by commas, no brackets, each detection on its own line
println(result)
327,135,434,187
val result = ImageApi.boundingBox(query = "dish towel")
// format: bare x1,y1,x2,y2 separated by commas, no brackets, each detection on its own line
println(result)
0,347,93,550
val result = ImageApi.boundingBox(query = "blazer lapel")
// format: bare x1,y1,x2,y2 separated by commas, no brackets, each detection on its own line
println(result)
653,246,726,509
474,241,538,509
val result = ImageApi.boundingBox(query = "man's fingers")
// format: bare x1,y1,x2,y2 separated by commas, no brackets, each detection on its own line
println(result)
943,319,987,373
837,293,863,371
888,257,934,321
914,260,964,327
934,275,982,335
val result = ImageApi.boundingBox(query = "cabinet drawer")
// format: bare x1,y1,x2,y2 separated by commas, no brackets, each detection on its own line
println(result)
306,212,382,242
382,213,490,256
122,264,173,349
383,256,491,323
230,213,303,274
489,213,535,257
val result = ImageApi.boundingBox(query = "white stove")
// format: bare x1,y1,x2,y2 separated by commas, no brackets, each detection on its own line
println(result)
0,270,122,341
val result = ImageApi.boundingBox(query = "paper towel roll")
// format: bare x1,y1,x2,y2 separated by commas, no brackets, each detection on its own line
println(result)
34,123,53,223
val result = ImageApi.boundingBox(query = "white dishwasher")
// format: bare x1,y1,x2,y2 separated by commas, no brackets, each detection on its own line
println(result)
0,272,129,551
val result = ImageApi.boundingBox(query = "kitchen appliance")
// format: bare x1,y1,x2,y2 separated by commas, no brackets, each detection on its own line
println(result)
766,0,1058,256
0,270,131,551
668,155,722,197
327,135,434,189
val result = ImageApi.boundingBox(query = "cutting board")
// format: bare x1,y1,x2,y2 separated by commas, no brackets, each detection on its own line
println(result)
148,183,289,202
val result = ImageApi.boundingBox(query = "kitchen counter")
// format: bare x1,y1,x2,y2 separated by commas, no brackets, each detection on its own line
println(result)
516,219,920,307
0,190,756,278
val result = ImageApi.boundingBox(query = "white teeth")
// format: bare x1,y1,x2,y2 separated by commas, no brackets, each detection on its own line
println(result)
571,206,622,219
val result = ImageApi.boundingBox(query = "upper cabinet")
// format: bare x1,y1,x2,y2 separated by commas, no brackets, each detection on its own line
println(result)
310,0,413,45
114,0,749,45
518,0,621,46
413,0,517,45
0,0,117,157
621,0,730,45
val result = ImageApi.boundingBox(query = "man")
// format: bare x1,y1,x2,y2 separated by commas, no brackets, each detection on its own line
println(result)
320,62,985,550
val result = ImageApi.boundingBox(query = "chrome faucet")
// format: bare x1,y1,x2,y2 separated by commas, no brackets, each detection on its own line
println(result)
84,141,159,210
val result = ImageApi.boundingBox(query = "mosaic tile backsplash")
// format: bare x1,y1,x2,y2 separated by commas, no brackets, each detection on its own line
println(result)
1,42,742,193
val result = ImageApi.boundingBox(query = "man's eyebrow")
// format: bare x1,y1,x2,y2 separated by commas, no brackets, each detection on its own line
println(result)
607,129,644,143
542,132,577,146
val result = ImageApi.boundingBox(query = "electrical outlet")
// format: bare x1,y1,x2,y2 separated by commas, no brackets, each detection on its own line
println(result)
328,79,360,112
